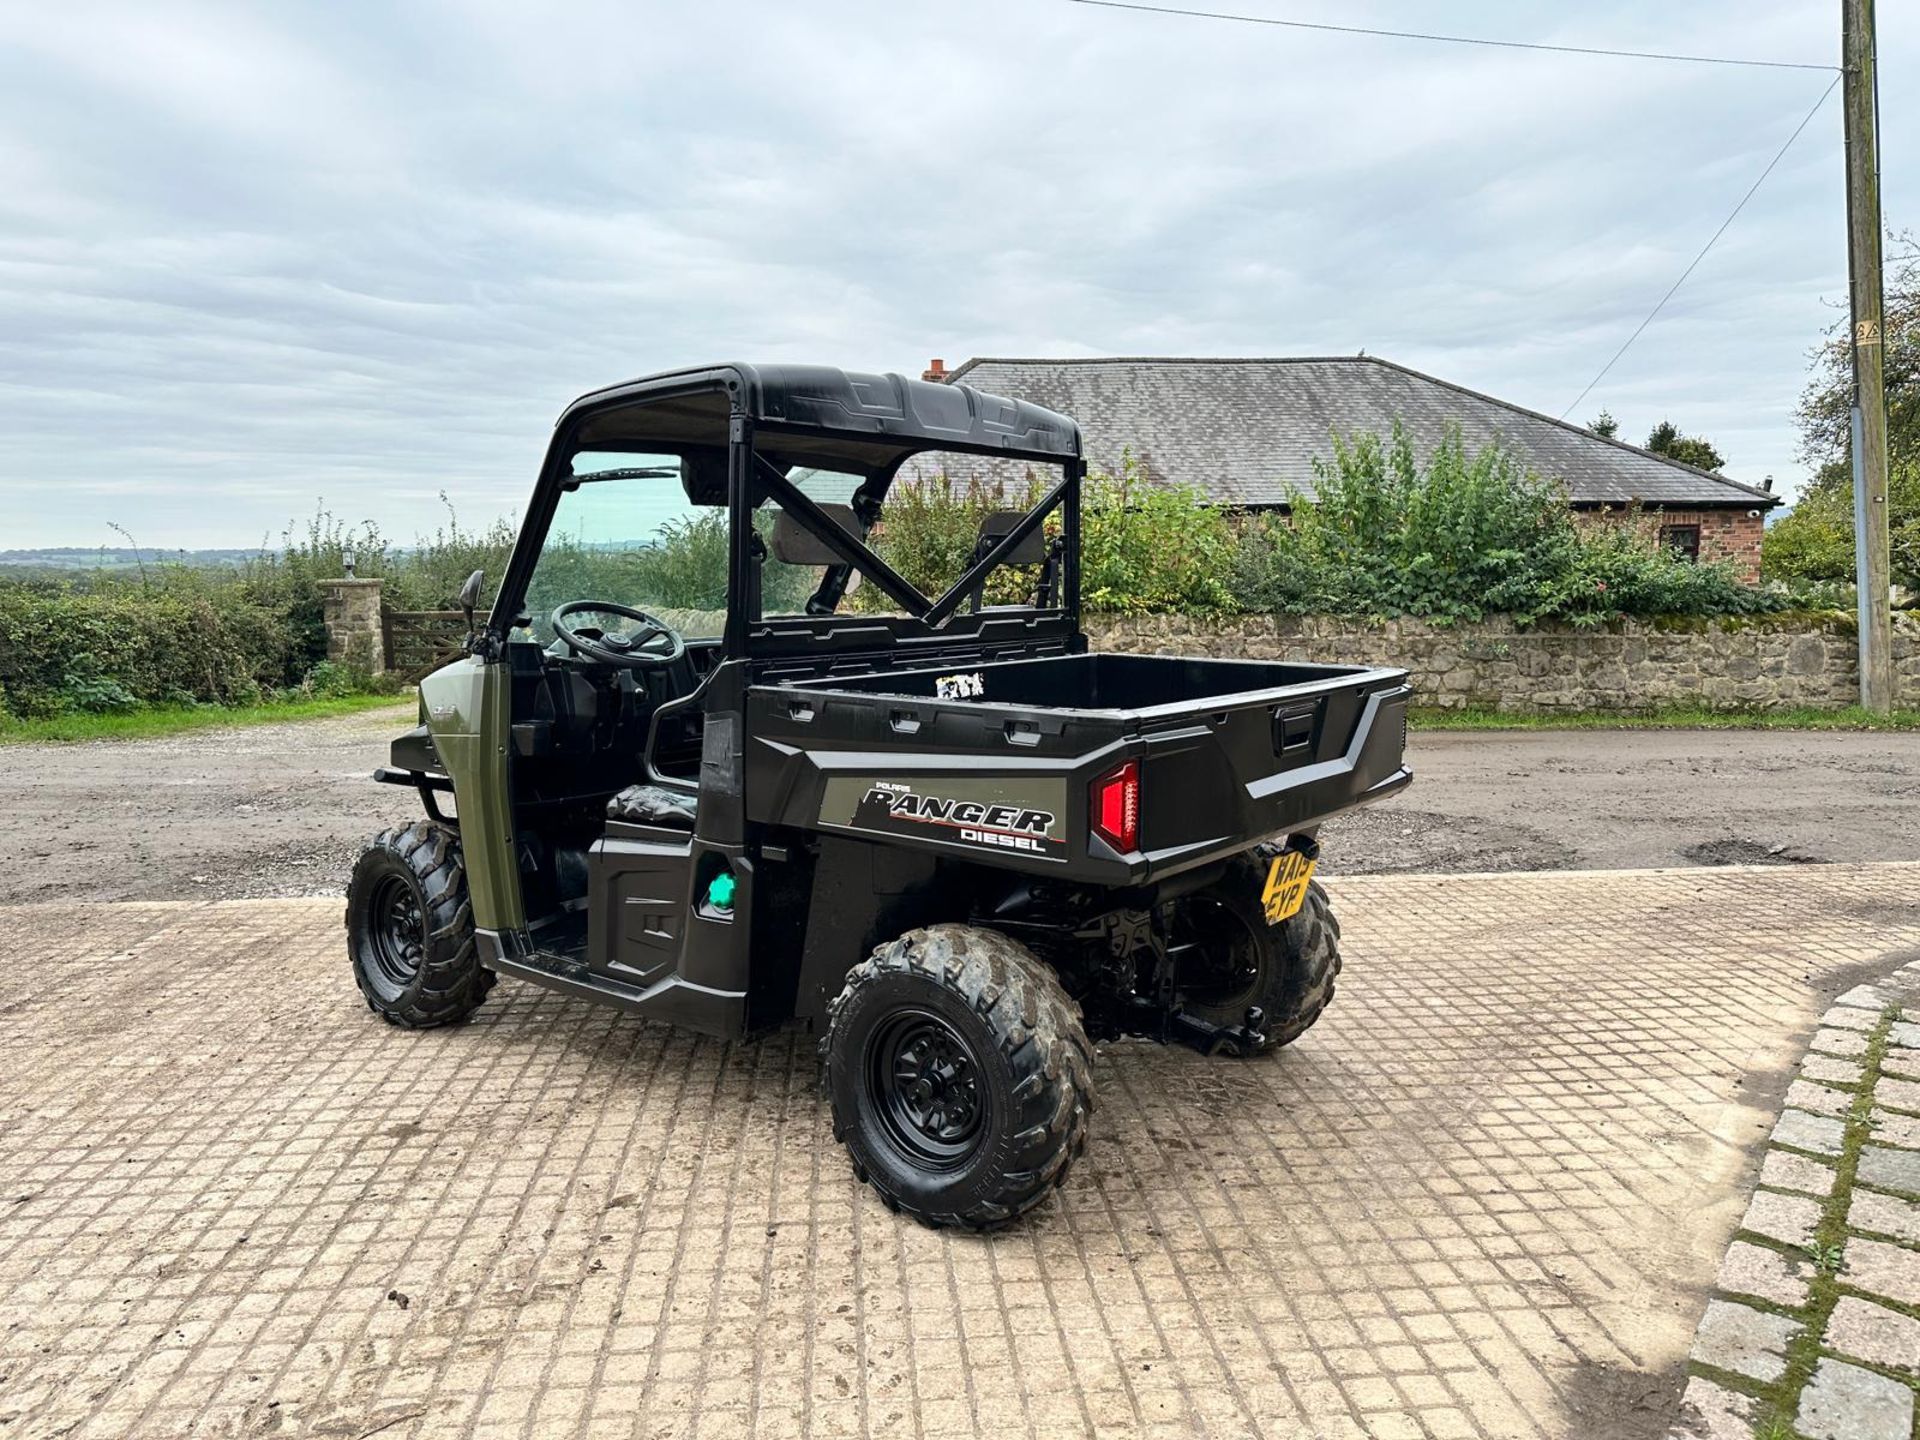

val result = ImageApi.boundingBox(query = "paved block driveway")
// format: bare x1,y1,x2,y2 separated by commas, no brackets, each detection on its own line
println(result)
2,866,1916,1440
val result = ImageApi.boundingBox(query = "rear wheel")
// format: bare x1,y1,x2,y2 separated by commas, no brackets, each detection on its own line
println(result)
345,822,493,1028
823,924,1094,1229
1175,848,1341,1052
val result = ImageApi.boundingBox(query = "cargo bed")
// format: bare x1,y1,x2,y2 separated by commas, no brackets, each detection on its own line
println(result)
745,651,1411,883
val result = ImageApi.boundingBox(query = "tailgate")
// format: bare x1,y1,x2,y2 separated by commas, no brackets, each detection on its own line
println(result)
1126,668,1411,877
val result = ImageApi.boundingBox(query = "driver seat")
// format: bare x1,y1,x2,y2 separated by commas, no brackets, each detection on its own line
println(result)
607,783,696,829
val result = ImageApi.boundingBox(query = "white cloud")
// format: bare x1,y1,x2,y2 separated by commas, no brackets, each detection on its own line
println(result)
0,0,1903,546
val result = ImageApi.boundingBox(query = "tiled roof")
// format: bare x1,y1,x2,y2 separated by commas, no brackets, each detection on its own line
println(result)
920,356,1776,509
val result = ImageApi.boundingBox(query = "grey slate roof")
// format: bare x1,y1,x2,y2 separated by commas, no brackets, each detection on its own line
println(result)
924,356,1776,510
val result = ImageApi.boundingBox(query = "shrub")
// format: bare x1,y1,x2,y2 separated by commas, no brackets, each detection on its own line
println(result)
302,659,381,699
860,455,1230,616
1231,424,1780,625
58,655,138,713
635,513,733,609
1763,457,1920,590
1235,426,1571,621
0,582,292,717
850,472,1048,609
381,496,518,612
1079,453,1235,616
1530,522,1779,626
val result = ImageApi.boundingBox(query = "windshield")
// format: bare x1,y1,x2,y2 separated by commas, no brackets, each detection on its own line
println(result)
519,452,724,641
519,452,865,641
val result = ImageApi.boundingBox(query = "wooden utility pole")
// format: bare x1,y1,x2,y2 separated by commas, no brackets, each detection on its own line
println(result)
1843,0,1894,711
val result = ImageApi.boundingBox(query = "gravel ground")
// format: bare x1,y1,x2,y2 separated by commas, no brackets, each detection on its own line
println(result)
1,704,1915,904
1319,728,1920,876
0,703,424,906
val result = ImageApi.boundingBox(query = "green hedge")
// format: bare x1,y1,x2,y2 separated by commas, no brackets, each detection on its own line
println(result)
1226,425,1780,626
0,584,300,717
870,429,1785,628
1,429,1805,721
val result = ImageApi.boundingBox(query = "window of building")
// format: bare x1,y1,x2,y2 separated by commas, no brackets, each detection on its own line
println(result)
1659,523,1702,563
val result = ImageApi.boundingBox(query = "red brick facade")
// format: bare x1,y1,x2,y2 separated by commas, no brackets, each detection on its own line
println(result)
1577,506,1766,583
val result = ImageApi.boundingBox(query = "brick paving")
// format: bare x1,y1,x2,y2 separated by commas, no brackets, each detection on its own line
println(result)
2,865,1917,1440
1673,970,1920,1440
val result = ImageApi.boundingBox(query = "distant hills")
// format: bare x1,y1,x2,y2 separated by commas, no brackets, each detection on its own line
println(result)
0,547,270,572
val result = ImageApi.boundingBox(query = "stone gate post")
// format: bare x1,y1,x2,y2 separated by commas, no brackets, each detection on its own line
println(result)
320,578,387,675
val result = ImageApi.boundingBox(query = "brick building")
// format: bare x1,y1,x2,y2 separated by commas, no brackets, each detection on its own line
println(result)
917,356,1779,580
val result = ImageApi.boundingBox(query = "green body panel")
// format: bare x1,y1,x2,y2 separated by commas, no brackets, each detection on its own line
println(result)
419,657,524,932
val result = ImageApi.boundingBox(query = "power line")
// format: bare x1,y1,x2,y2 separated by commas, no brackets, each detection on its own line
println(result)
1559,72,1841,422
1064,0,1844,420
1062,0,1835,73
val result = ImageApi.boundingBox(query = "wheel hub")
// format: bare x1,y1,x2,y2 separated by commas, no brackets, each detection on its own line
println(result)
368,874,426,989
1176,897,1263,1010
868,1011,987,1169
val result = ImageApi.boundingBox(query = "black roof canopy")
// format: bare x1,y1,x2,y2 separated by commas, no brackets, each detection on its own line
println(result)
491,363,1087,652
560,362,1082,473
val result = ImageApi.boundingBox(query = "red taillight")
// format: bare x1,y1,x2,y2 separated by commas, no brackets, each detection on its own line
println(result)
1090,758,1140,853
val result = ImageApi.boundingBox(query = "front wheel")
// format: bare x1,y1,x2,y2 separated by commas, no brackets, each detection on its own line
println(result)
823,924,1094,1229
1174,849,1342,1052
345,822,494,1028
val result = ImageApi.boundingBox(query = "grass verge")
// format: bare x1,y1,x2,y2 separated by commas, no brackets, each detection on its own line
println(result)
0,693,410,745
1411,704,1920,733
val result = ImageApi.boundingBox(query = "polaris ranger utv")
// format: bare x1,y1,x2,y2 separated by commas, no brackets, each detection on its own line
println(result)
347,363,1411,1228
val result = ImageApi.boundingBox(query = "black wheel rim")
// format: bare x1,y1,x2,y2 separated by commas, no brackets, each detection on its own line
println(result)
1177,897,1265,1012
866,1008,988,1170
367,872,426,990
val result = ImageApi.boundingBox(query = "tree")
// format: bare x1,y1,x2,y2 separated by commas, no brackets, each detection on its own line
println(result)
1587,411,1620,440
1763,234,1920,588
1644,420,1726,473
1794,232,1918,474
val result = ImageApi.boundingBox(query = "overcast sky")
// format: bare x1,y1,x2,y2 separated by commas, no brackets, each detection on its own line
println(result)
0,1,1908,550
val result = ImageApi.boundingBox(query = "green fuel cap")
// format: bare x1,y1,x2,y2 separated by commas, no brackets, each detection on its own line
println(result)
706,870,736,912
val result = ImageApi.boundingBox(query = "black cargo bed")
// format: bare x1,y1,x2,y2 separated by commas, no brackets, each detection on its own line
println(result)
792,652,1375,710
745,651,1411,883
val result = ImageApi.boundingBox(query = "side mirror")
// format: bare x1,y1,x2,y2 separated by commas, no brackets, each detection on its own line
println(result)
458,569,485,636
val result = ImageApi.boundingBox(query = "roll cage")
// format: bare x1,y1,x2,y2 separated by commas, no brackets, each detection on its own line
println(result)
485,363,1087,665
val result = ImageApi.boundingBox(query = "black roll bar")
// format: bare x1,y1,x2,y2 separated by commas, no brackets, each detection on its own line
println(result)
752,457,935,618
920,474,1072,629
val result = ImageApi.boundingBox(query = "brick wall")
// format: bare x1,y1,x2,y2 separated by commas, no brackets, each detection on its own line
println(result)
1577,506,1768,581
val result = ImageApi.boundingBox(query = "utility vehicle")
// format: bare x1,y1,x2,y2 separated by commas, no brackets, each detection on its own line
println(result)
347,363,1411,1228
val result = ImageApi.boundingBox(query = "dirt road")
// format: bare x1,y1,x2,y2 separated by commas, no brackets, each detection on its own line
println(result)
1,704,1915,904
1321,726,1920,875
1,704,424,906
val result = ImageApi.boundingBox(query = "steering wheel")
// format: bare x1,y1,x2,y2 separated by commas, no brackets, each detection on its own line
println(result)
549,601,687,669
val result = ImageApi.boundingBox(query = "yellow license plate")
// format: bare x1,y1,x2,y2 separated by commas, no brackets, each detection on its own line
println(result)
1260,850,1316,925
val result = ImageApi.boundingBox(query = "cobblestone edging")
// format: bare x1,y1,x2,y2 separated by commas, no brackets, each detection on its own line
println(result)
1671,968,1920,1440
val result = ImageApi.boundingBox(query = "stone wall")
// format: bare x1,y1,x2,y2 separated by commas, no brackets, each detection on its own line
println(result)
1085,611,1920,712
321,578,386,675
